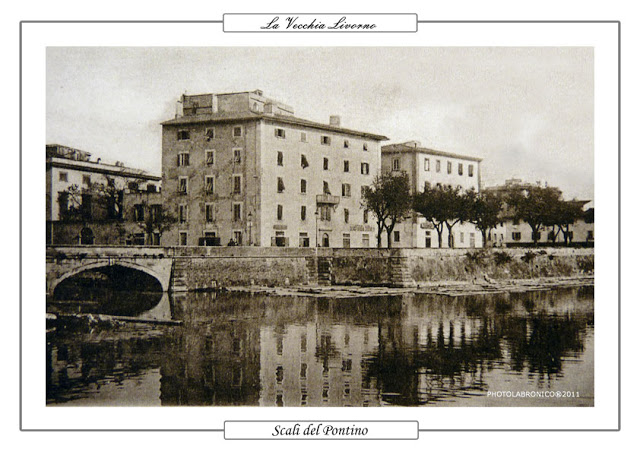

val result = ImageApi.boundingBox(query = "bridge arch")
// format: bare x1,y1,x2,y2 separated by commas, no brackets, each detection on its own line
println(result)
50,260,168,295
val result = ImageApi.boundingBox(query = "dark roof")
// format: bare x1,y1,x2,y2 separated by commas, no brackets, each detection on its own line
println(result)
162,112,389,141
382,143,482,162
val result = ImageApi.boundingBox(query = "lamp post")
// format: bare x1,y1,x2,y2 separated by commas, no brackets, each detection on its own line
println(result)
247,211,253,246
315,208,320,248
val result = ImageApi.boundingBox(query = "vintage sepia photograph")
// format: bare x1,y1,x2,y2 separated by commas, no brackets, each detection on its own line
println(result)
44,46,594,408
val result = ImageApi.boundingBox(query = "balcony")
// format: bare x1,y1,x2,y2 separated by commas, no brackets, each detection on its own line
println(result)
316,194,340,205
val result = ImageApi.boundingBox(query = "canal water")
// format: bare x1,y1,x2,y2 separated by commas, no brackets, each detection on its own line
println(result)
46,286,594,407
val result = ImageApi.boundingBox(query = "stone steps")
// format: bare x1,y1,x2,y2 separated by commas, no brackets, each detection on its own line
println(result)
170,258,189,292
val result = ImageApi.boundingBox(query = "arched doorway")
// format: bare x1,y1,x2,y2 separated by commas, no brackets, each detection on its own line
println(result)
322,233,330,248
80,227,94,245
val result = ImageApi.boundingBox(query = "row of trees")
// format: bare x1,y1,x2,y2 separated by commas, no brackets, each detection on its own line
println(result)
362,172,587,248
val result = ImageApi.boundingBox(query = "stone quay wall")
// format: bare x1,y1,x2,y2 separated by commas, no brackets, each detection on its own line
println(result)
46,246,595,291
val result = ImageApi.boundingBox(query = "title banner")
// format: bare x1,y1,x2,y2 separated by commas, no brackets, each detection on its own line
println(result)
224,421,419,440
223,14,417,32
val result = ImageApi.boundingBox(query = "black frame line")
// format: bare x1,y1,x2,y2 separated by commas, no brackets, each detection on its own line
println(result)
19,18,621,434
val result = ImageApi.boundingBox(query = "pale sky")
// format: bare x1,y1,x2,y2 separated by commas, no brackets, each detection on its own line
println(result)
46,47,594,200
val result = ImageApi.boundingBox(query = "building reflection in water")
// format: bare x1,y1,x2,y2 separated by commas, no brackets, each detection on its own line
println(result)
46,287,594,406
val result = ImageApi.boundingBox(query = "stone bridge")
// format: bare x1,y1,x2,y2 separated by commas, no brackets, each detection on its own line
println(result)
46,246,174,296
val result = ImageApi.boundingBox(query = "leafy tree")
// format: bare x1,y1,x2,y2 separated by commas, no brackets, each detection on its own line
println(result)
507,185,563,245
546,200,586,245
361,172,412,248
132,200,176,245
467,190,502,248
413,184,471,248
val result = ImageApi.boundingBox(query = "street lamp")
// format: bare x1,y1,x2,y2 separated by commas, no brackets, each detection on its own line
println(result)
247,211,253,246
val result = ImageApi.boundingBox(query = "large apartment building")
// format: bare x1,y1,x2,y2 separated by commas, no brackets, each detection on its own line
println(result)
381,141,483,248
46,144,162,245
161,90,388,247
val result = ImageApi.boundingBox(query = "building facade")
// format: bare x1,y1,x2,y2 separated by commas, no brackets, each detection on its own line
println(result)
161,90,388,247
46,144,162,245
381,141,483,248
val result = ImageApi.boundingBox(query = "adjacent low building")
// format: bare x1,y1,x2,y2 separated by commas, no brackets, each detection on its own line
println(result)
381,141,483,248
46,144,162,245
484,179,594,247
161,90,388,248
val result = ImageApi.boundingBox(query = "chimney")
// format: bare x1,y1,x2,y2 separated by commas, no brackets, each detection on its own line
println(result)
329,115,341,127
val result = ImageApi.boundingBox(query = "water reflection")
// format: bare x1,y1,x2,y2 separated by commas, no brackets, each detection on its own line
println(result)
46,287,594,406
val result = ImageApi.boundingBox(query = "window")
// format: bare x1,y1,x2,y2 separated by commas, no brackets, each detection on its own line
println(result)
342,183,351,197
343,160,350,172
300,179,307,194
179,204,188,223
134,204,145,222
178,177,188,194
301,154,309,168
301,205,307,221
205,128,215,140
460,232,464,243
179,232,188,246
424,158,430,171
394,231,400,242
57,192,69,215
177,130,190,140
150,204,161,222
323,181,331,195
447,161,452,174
233,126,243,137
277,204,283,221
344,208,350,224
206,149,215,166
361,162,370,175
277,151,283,166
301,132,307,142
234,231,243,245
344,139,350,148
320,206,331,221
512,232,521,241
323,157,329,170
233,149,242,164
392,158,400,171
233,175,242,194
587,230,594,241
205,175,215,194
277,177,285,193
363,209,369,224
436,160,441,172
321,136,331,145
81,194,93,220
59,172,68,182
128,181,139,192
468,164,474,177
343,233,351,248
363,143,368,151
532,231,541,241
82,175,91,186
362,234,370,248
177,152,190,167
233,203,242,222
458,163,464,176
275,127,286,139
205,203,214,223
147,184,157,193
